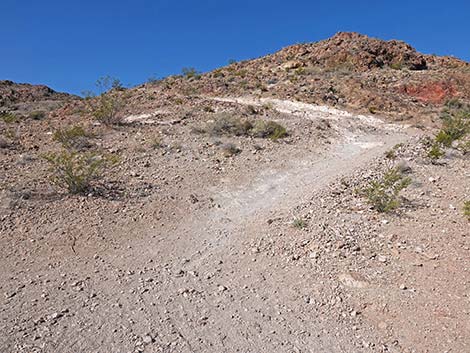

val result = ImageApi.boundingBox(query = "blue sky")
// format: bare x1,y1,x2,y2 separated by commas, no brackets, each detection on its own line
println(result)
1,0,469,95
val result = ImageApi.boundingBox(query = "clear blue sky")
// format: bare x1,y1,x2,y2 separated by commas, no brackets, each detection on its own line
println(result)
2,0,469,95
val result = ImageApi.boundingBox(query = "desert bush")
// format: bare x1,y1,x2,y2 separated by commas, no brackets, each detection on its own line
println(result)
390,62,403,70
200,112,287,140
427,143,445,160
362,167,412,213
0,112,19,123
436,105,470,146
250,120,287,140
53,125,93,150
182,67,201,79
206,113,253,137
28,111,46,120
92,93,124,125
84,76,126,125
96,76,123,93
43,150,118,194
464,201,470,221
292,218,307,229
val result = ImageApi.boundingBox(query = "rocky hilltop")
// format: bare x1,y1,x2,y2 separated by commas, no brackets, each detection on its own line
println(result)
122,32,468,123
0,80,77,117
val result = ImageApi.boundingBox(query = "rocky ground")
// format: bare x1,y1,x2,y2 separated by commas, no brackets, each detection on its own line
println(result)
0,33,469,353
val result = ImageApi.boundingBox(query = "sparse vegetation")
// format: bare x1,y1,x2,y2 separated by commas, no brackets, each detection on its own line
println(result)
182,67,201,79
0,112,19,123
436,104,470,147
85,76,126,125
28,111,46,120
426,102,470,159
464,201,470,221
292,218,307,229
43,150,118,194
200,112,288,141
362,167,412,213
92,93,124,125
205,113,253,137
250,120,287,140
53,125,93,150
390,62,403,70
427,143,445,160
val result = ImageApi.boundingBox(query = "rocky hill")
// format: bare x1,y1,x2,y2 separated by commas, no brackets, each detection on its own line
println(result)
0,80,78,117
121,32,469,124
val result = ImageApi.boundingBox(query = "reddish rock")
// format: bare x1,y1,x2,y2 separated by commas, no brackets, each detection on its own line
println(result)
399,81,458,104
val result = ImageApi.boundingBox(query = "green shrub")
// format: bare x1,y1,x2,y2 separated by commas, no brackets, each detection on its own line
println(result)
362,167,412,213
206,113,253,136
43,150,118,194
86,76,125,125
28,111,46,120
390,62,403,70
436,105,470,146
292,218,307,229
182,67,201,79
427,143,445,160
250,120,287,140
464,201,470,221
199,112,287,140
0,112,19,123
53,125,93,150
92,93,124,125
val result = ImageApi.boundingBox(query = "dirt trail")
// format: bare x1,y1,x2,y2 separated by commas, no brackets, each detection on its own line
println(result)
118,97,410,352
2,98,412,353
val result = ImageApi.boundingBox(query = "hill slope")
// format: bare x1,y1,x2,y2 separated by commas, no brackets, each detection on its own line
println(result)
122,32,469,124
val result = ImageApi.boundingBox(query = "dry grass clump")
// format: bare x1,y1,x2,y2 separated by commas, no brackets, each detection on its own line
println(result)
199,112,287,141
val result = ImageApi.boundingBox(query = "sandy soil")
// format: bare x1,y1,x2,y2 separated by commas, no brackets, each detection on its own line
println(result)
1,98,468,353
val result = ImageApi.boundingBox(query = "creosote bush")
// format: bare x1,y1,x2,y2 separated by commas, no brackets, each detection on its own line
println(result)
43,150,119,194
85,76,125,125
362,167,411,213
53,125,93,150
201,113,287,141
92,93,124,125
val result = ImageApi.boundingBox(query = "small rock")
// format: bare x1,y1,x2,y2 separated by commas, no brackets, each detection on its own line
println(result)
142,335,153,344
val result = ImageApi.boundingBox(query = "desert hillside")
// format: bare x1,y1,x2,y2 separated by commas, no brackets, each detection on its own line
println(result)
1,32,469,353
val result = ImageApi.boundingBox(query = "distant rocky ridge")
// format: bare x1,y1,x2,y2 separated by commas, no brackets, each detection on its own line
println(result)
0,80,78,115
